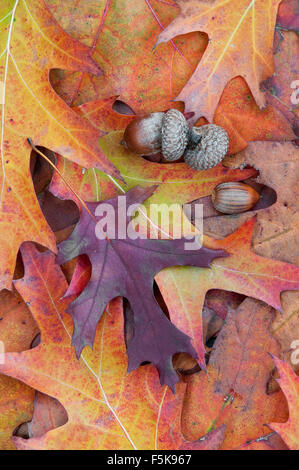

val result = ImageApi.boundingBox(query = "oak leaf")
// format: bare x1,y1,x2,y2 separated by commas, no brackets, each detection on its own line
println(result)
0,0,120,290
0,289,38,449
156,0,281,121
0,243,225,450
181,298,288,450
57,185,227,389
261,30,299,138
156,217,299,365
47,1,295,156
50,129,258,213
270,357,299,450
204,140,299,373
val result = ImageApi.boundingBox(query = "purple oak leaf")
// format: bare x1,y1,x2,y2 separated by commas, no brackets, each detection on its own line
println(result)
57,186,228,390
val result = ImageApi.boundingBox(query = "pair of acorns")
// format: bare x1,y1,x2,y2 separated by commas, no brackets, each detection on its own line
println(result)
123,108,229,170
123,109,260,214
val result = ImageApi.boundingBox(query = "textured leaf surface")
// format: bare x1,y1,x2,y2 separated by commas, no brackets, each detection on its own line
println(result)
157,0,281,121
57,186,227,389
26,392,68,439
156,218,299,365
262,30,299,138
47,0,205,112
47,1,295,156
0,0,120,289
204,141,299,264
0,289,38,449
205,140,299,373
270,357,299,450
276,0,299,31
0,243,225,450
181,298,288,450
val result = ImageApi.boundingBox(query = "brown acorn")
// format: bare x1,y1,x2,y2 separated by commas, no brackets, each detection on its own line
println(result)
184,124,229,170
211,182,260,214
123,112,164,155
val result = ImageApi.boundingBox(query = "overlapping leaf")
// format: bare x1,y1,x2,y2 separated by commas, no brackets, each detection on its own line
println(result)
262,30,299,138
204,140,299,372
156,0,281,122
0,289,38,449
47,0,205,112
270,357,299,450
0,242,225,450
276,0,299,31
181,298,288,450
156,218,299,365
57,186,227,389
0,0,120,289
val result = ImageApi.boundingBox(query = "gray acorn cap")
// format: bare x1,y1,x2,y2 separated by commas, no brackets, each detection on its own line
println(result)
161,109,189,161
184,124,229,170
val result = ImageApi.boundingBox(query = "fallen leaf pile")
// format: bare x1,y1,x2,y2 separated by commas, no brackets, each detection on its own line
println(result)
0,0,298,451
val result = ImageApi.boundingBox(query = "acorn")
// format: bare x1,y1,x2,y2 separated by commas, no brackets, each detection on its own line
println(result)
123,112,164,155
211,182,260,214
184,124,229,170
123,109,189,160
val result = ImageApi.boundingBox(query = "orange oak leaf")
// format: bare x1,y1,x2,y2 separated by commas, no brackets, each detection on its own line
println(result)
26,391,68,439
47,0,205,112
47,1,295,155
0,288,38,449
261,30,299,138
270,357,299,450
156,217,299,366
181,298,289,450
156,0,281,122
212,76,296,153
0,0,120,290
0,242,225,450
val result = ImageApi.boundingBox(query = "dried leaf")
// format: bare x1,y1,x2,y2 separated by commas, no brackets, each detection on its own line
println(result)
157,0,281,121
270,357,299,450
0,243,224,449
0,0,120,289
57,186,227,389
181,298,288,450
157,217,299,365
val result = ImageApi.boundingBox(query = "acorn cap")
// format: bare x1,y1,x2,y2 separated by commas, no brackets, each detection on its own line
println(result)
184,124,229,170
161,109,189,161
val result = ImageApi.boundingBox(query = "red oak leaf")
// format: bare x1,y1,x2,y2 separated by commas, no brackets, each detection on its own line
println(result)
57,186,227,390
